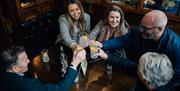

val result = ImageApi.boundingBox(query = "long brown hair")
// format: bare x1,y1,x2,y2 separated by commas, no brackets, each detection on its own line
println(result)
64,0,86,32
104,4,129,36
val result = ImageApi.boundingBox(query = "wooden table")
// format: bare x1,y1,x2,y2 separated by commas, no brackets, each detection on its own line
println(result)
28,44,62,83
27,44,135,91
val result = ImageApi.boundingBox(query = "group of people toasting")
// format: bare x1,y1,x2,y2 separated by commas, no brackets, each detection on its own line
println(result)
0,0,179,91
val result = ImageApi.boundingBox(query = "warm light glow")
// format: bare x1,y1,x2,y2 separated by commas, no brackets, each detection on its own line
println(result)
82,35,88,41
20,2,34,8
76,45,84,51
90,46,98,52
32,55,42,70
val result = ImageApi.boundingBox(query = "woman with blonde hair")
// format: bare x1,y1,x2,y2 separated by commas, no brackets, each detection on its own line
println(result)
58,0,90,49
57,0,90,83
88,4,129,77
89,5,129,43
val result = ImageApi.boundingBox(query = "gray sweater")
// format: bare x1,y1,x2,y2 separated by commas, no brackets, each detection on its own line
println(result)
58,13,90,48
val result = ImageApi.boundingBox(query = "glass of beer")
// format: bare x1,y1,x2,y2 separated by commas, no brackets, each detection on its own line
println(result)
89,40,99,59
79,32,89,48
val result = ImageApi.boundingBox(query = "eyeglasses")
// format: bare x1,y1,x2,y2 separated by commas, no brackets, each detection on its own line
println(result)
141,25,159,31
140,25,161,34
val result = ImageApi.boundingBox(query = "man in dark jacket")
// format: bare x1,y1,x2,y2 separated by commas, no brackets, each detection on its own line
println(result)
97,49,175,91
94,9,179,90
100,10,180,79
0,45,86,91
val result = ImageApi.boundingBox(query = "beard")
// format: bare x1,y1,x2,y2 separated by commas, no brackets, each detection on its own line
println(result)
142,32,156,40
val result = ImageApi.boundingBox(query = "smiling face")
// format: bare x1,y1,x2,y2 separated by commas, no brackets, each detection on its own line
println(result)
68,3,81,20
108,11,121,29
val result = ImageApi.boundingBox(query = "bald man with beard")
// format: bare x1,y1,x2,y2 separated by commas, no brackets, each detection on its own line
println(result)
96,10,180,90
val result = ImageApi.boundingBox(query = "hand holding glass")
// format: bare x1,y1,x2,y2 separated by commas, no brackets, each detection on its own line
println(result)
79,32,89,48
89,40,99,59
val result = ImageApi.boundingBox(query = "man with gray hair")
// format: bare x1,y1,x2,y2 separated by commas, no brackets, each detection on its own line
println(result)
94,9,180,90
97,50,176,90
137,52,174,90
0,45,86,91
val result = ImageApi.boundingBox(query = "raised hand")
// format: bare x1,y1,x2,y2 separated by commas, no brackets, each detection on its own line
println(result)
71,49,86,67
96,48,108,60
89,40,103,48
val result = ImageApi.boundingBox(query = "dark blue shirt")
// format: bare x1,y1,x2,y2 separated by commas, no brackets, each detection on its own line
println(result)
103,27,180,78
0,68,78,91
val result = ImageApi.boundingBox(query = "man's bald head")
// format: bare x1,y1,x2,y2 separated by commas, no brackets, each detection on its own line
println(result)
141,10,168,27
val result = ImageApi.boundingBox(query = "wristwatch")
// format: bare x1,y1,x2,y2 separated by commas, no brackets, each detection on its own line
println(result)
69,64,77,70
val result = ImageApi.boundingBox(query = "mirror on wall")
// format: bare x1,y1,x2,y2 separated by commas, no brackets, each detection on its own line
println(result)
143,0,180,15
